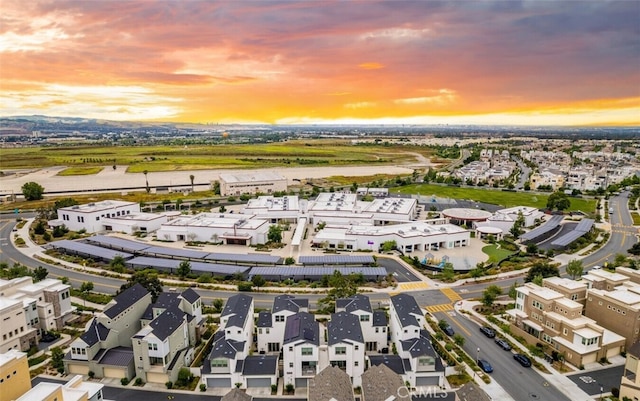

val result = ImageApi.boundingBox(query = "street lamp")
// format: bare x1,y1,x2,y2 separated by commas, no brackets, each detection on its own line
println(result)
475,347,480,380
600,386,603,401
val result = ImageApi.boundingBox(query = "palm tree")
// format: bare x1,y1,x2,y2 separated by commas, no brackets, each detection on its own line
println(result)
189,174,195,192
143,170,149,193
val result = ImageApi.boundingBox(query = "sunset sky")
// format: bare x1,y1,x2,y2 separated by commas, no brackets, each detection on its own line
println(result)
1,1,639,126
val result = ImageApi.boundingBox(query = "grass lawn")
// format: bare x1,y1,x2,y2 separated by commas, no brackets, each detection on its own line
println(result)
394,183,597,213
482,244,515,264
0,140,434,171
631,212,640,226
57,166,104,176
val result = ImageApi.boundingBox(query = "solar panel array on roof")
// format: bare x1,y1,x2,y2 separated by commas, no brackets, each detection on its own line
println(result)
519,215,564,241
85,235,151,252
299,255,375,265
550,218,595,247
50,240,133,260
143,246,210,259
248,266,387,280
204,252,281,264
126,256,250,275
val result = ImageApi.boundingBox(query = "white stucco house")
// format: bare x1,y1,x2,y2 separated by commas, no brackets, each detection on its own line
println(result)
257,295,309,354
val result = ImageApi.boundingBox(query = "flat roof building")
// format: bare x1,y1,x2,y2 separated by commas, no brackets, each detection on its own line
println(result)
218,172,287,196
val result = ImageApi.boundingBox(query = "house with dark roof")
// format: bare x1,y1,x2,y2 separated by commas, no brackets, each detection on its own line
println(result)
257,295,308,354
221,387,252,401
64,284,152,380
389,294,425,343
336,294,387,352
308,365,354,401
131,288,203,384
327,311,365,386
283,311,322,389
202,294,262,390
361,363,410,401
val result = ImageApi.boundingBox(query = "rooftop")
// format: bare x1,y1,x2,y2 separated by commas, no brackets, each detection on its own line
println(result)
220,171,286,183
361,363,410,401
103,283,149,319
308,365,354,401
221,294,253,329
391,293,423,328
283,312,320,346
328,311,363,345
59,200,137,213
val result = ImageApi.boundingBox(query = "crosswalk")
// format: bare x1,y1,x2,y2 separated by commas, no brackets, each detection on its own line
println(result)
440,287,463,302
390,281,430,295
425,303,453,313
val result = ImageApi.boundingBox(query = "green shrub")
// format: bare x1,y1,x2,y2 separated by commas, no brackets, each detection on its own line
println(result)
166,381,173,389
134,377,143,386
120,377,130,386
200,383,206,392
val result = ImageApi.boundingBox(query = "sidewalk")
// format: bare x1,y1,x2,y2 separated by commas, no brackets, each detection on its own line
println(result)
454,300,594,401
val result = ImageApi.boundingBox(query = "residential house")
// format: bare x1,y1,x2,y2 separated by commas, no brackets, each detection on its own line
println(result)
585,281,640,349
620,342,640,401
64,284,152,380
308,365,354,401
283,311,322,389
16,375,104,401
389,294,425,344
508,282,625,367
132,288,203,384
221,388,252,401
543,277,588,305
0,298,37,353
361,361,410,401
327,311,365,386
530,169,565,190
257,295,308,354
0,350,30,401
336,294,387,352
455,383,491,401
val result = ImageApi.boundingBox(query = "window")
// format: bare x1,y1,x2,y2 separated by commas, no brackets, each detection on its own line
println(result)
258,328,262,334
418,357,434,366
355,345,359,350
301,347,313,356
375,328,379,333
563,328,568,335
581,337,598,346
542,333,553,344
289,362,293,368
571,294,578,300
335,347,346,355
289,346,293,352
211,359,228,367
532,300,544,310
275,315,285,322
354,361,359,366
266,328,269,334
360,315,370,322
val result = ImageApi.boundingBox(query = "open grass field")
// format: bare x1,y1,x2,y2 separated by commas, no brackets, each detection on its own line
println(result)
393,183,597,213
482,244,515,264
57,166,104,176
0,140,434,172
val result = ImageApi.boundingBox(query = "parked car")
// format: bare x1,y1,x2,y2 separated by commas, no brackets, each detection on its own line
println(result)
479,326,496,338
40,332,57,343
495,338,511,351
513,354,532,367
477,359,493,373
443,325,455,336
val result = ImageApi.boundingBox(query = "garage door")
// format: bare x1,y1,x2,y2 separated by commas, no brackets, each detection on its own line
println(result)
295,378,307,388
207,377,231,388
67,364,89,375
103,367,126,379
416,376,440,387
247,378,271,388
147,371,168,384
607,347,620,359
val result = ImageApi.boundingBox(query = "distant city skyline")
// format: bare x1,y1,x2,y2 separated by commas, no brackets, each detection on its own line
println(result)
1,1,639,126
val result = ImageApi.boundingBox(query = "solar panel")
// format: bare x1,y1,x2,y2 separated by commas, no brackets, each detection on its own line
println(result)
247,266,387,280
519,215,564,241
299,255,375,265
50,239,133,260
204,252,281,265
142,246,210,259
574,218,594,233
550,230,588,247
126,256,249,275
85,235,151,252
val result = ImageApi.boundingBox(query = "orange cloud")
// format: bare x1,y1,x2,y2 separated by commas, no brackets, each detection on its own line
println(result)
358,62,384,70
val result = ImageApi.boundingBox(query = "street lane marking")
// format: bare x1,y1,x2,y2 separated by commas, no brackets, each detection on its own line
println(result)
440,288,462,302
396,282,430,292
448,315,471,336
425,304,453,313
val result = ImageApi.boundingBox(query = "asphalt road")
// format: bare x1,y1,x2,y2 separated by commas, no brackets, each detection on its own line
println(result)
434,310,571,401
566,364,624,396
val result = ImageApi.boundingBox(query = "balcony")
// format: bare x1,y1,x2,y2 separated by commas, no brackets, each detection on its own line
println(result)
301,362,317,376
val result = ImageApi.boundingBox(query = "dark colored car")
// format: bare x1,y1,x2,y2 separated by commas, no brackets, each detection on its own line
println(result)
513,354,532,367
479,326,496,338
477,359,493,373
495,338,512,351
40,333,57,343
443,325,455,336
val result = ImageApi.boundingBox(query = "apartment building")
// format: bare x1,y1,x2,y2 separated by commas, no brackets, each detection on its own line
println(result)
65,283,152,380
282,311,323,389
327,311,365,387
530,169,565,190
336,294,387,352
585,282,640,350
256,295,308,354
0,276,74,334
0,298,37,353
132,288,203,384
509,282,624,367
620,342,640,401
0,350,31,401
543,276,588,305
16,375,104,401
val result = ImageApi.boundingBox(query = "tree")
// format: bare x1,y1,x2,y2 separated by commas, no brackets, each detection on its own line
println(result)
510,211,525,237
629,243,640,256
566,259,583,280
177,260,191,279
438,319,449,331
526,262,560,283
532,274,544,286
441,263,455,281
251,275,266,288
546,191,571,211
21,181,44,201
143,170,150,193
33,220,46,235
453,334,465,347
267,224,282,243
318,271,359,313
212,298,224,313
482,285,502,306
50,346,65,374
119,269,163,302
508,281,519,299
109,255,126,273
52,224,69,238
381,240,397,252
80,281,94,307
32,266,48,282
284,257,295,265
614,254,628,267
189,174,195,192
177,367,193,386
53,198,78,212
